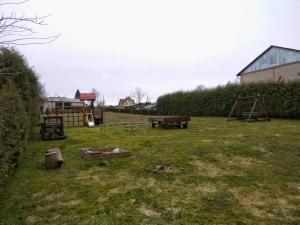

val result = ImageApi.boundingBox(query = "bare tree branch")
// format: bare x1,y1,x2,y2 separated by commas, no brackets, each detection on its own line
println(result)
0,0,29,6
0,30,36,39
0,0,60,45
131,87,146,105
0,34,61,44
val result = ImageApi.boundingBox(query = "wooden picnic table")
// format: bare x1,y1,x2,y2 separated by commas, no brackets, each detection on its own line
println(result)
148,116,191,129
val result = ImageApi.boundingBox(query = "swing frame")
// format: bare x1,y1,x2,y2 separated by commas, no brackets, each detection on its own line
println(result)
227,93,270,122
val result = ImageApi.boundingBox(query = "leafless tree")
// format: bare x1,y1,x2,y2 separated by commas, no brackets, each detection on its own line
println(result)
39,81,47,99
131,87,146,106
195,84,206,91
101,95,105,107
146,95,152,104
0,0,60,46
91,88,100,105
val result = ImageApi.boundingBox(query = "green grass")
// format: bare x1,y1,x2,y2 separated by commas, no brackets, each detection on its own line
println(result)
0,112,300,225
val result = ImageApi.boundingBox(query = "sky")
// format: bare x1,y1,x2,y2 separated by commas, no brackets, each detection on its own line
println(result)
2,0,300,104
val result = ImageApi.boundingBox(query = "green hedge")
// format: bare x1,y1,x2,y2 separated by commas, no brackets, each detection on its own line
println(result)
0,47,41,185
0,85,28,183
157,82,300,119
0,47,41,128
106,107,158,116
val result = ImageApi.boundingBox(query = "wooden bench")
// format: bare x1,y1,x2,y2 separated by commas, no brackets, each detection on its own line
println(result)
148,116,191,129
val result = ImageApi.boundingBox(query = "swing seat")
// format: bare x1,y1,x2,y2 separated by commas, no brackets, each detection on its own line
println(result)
241,111,259,119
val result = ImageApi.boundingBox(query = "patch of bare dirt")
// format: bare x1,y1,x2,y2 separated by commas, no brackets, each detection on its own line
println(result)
76,168,108,185
192,160,236,177
195,183,217,193
45,193,66,202
252,145,272,156
107,173,157,195
215,153,264,168
42,192,84,209
231,188,274,218
192,153,263,177
78,170,159,200
26,216,38,224
138,203,161,217
286,182,300,192
231,187,300,221
97,196,109,203
36,205,53,212
232,156,263,168
167,207,181,215
32,190,47,199
60,199,84,207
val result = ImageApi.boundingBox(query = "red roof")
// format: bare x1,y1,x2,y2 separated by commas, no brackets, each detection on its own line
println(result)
80,93,96,101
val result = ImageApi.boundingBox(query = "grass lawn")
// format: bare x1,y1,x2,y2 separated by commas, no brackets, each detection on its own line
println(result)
0,112,299,225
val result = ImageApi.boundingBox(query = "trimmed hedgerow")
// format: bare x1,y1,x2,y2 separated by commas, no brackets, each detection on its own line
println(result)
0,85,28,183
0,47,41,128
0,47,42,185
157,82,300,119
106,107,158,115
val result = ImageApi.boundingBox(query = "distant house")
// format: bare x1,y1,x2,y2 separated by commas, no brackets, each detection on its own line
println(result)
42,97,82,113
237,45,300,84
133,102,156,110
119,97,135,108
144,103,156,110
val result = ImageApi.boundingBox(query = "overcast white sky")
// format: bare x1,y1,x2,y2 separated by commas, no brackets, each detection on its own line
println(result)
3,0,300,104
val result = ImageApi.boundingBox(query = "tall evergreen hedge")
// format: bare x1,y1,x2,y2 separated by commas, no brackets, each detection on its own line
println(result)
0,85,27,183
157,82,300,119
106,107,157,115
0,47,41,128
0,47,41,185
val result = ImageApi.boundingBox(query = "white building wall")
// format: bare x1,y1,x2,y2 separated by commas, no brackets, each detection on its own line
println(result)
241,61,300,83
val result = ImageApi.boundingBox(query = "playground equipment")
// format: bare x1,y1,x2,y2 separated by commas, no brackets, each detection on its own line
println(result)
40,114,67,140
85,109,95,127
94,108,104,125
42,94,104,128
227,93,270,122
80,93,104,127
57,105,85,127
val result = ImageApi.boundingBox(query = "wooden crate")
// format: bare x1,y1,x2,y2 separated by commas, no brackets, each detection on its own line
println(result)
80,148,130,160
